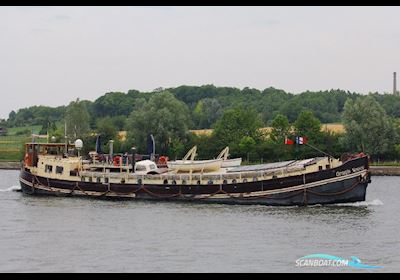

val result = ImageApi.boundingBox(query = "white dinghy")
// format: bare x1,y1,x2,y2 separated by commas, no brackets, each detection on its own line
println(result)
167,146,223,172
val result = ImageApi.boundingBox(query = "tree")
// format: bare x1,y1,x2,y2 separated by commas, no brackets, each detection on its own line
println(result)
212,108,263,157
126,91,191,155
270,114,291,142
193,98,223,129
238,136,256,162
65,98,91,140
294,110,322,142
96,117,118,143
292,110,323,158
342,96,398,159
93,92,134,118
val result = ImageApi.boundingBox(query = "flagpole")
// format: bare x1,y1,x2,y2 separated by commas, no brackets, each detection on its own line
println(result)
304,142,334,159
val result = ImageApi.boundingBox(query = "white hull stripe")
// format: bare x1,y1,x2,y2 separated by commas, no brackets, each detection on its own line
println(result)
19,170,367,199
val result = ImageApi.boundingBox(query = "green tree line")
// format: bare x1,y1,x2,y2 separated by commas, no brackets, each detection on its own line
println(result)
2,85,400,162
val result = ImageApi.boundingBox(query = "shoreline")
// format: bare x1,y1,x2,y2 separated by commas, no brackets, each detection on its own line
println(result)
0,161,21,170
1,162,400,175
369,166,400,176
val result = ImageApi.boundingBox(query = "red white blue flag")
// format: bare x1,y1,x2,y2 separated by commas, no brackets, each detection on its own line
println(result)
296,136,308,145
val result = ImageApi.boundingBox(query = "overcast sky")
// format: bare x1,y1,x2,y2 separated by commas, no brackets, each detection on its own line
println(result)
1,6,400,118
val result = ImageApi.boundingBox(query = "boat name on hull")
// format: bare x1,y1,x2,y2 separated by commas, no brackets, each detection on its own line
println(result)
336,166,365,177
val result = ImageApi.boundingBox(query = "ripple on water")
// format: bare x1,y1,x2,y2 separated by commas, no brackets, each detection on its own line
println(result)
0,170,398,272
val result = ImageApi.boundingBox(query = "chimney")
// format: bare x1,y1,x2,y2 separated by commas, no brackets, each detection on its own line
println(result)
394,72,398,95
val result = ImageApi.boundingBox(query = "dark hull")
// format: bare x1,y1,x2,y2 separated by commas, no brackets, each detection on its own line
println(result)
19,156,371,206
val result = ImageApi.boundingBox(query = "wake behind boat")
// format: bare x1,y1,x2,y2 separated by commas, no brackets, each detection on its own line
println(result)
18,138,371,206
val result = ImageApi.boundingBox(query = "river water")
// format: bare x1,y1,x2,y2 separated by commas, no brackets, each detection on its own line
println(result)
0,170,398,272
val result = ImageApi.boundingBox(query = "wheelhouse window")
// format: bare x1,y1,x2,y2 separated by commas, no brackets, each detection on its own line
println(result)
56,166,64,174
45,165,53,173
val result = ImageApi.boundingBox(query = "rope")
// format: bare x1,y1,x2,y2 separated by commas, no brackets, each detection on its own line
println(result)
26,169,366,203
141,185,181,199
306,176,362,196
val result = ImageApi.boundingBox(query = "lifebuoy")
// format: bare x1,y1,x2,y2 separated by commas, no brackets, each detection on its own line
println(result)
158,156,168,164
113,156,121,166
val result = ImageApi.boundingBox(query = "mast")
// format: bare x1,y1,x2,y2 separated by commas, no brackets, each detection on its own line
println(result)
64,122,68,156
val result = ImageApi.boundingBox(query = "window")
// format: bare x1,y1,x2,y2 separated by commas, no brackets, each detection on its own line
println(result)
163,179,168,185
326,165,330,169
150,164,157,170
56,166,64,174
172,180,177,185
135,165,146,171
96,177,101,183
181,180,187,185
137,179,142,185
45,165,53,173
207,180,213,185
243,178,248,183
223,179,228,184
319,166,323,171
232,179,237,184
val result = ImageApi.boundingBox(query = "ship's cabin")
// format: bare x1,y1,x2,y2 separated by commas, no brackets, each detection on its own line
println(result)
24,143,76,168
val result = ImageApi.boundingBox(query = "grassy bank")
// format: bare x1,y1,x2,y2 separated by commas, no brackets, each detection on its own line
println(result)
370,162,400,167
0,125,45,161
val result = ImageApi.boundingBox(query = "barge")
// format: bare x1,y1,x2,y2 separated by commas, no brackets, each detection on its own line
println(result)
19,142,371,206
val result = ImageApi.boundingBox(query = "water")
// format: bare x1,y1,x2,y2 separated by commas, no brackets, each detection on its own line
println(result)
0,169,398,273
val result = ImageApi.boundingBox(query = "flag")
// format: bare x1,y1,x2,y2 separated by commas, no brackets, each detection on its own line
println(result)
295,136,308,145
284,137,294,145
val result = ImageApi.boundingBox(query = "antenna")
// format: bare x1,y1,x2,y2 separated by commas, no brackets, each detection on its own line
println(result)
64,122,68,156
151,134,155,161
